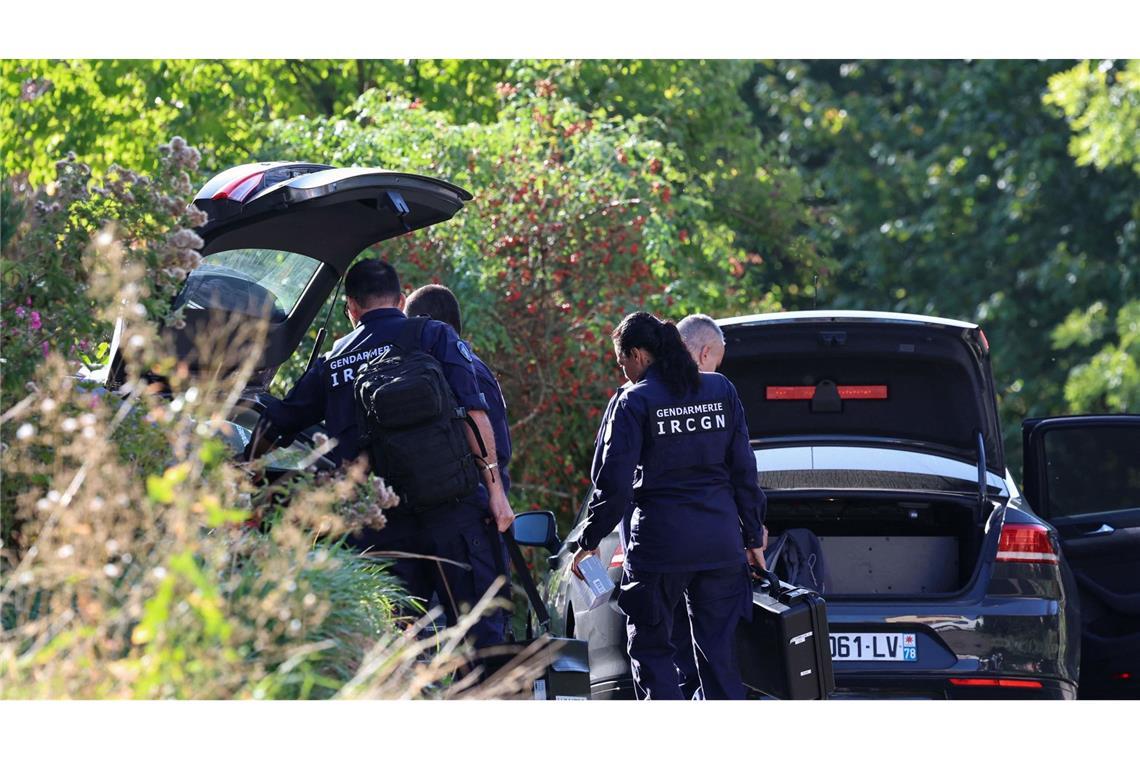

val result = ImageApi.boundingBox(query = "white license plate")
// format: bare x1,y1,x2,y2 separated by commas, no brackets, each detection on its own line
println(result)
829,633,918,662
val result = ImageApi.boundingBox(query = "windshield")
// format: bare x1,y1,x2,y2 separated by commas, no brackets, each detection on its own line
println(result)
172,248,321,322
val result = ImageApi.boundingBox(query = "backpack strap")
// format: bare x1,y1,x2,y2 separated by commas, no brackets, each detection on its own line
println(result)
396,316,429,353
504,531,551,634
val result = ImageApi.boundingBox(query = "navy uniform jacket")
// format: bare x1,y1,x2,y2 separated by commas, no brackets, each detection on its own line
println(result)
263,308,491,542
472,354,512,496
262,307,487,466
579,364,766,573
589,381,632,544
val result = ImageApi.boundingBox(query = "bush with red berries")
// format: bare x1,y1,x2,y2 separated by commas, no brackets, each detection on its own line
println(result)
265,86,772,525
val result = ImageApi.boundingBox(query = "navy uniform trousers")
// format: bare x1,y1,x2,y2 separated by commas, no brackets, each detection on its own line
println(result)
357,508,509,649
620,563,750,701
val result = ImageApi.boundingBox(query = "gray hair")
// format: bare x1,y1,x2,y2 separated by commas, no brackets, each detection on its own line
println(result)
677,313,724,351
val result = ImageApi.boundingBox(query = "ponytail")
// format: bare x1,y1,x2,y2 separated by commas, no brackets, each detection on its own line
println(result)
612,312,701,397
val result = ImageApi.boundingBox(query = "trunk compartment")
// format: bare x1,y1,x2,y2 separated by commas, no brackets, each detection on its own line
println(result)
763,493,988,596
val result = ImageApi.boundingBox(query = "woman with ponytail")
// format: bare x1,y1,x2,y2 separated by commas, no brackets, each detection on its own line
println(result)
572,311,767,700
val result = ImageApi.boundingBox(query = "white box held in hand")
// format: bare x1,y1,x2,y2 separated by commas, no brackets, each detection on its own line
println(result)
575,555,616,610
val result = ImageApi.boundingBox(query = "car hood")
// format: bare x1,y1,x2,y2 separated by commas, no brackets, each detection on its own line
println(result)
152,163,473,387
717,311,1004,475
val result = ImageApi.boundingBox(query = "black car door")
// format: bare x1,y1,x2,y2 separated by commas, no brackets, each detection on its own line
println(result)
1023,414,1140,698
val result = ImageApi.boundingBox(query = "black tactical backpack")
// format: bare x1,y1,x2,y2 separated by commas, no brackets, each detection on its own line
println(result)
353,317,484,511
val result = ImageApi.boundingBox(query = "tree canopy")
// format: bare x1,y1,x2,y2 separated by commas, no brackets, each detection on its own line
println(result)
3,58,1136,511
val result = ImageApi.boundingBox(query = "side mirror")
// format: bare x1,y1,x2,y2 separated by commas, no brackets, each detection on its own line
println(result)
512,510,561,553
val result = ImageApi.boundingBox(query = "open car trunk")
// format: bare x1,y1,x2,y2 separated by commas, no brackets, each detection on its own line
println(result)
761,490,991,596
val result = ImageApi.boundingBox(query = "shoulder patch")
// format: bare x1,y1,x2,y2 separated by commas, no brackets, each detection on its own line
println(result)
458,341,474,362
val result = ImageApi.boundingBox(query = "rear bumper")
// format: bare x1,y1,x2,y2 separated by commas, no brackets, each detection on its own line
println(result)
592,674,1077,700
832,673,1077,700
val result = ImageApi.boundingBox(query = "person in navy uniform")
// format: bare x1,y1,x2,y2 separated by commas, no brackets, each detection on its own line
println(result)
251,258,513,648
572,311,766,700
404,282,514,639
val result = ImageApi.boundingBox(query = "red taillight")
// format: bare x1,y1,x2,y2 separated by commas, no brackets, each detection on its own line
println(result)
1113,672,1132,680
949,678,1044,689
609,537,626,568
766,385,888,401
996,523,1059,565
212,171,264,202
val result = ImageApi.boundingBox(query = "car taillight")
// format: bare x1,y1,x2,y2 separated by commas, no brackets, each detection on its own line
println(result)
949,678,1043,689
212,171,265,202
996,523,1059,565
766,385,888,400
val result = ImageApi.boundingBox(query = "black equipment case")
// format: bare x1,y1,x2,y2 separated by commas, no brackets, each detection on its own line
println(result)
492,532,592,700
735,569,835,699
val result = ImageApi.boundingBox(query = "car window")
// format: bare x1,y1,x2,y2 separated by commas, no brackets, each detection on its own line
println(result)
1042,426,1140,518
172,248,321,322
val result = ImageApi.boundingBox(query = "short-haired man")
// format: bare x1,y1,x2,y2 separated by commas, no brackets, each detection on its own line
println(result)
405,283,514,638
677,314,725,373
253,259,513,648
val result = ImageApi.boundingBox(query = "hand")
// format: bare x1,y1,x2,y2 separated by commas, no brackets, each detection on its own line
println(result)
746,546,767,573
488,490,515,533
571,547,600,580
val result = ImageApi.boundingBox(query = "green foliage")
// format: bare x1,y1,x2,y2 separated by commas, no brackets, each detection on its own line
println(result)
1045,60,1140,175
0,138,205,401
751,60,1140,473
263,86,802,522
1054,300,1140,412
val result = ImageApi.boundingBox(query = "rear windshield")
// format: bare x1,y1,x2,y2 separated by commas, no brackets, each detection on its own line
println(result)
172,248,321,321
1042,426,1140,517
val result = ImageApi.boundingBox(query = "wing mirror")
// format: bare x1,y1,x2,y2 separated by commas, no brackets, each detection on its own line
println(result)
512,511,561,554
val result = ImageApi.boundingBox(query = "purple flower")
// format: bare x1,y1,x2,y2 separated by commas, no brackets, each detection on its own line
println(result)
15,307,26,318
29,311,42,330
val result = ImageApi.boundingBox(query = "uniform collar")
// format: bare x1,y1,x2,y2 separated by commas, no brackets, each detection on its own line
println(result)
642,363,664,382
359,307,406,324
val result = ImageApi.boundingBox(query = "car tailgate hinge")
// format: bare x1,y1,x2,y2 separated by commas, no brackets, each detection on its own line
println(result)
386,190,411,232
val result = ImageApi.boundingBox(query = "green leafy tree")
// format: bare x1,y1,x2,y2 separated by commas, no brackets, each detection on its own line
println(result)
1045,59,1140,175
750,60,1140,472
263,87,777,521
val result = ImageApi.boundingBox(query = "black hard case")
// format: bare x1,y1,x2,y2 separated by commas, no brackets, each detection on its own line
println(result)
735,571,835,699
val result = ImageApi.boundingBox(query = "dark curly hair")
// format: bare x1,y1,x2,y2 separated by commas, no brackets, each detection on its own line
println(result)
612,311,700,397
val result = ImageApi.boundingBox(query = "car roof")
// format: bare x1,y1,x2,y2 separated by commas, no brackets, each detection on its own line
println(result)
717,310,979,331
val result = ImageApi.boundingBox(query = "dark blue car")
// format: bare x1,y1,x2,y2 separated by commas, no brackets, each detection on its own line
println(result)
533,311,1140,699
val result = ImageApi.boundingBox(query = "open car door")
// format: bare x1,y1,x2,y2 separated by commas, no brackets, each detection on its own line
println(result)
1023,414,1140,698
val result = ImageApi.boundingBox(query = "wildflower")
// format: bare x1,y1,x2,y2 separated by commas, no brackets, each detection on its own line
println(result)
15,307,26,318
40,398,56,413
103,564,121,578
16,423,35,441
62,418,78,433
80,413,97,428
57,545,74,559
152,567,167,580
170,228,204,250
